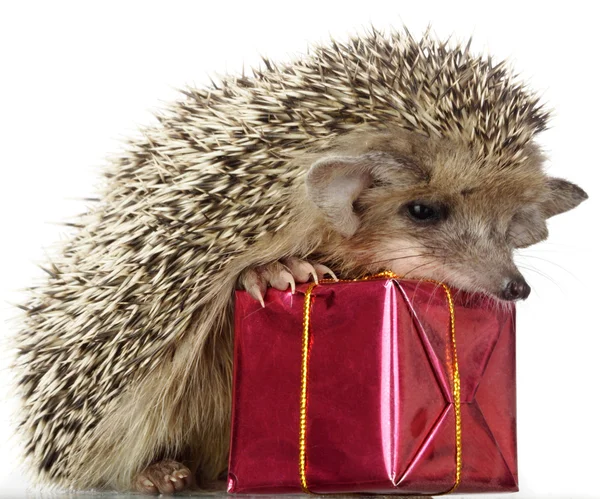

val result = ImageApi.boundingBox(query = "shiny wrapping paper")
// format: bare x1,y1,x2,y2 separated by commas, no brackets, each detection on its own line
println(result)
228,277,518,495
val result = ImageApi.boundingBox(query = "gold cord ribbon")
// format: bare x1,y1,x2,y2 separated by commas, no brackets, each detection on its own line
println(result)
298,272,462,494
299,281,317,493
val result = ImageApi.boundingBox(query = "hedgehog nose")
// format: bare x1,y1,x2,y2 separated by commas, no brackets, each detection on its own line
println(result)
502,277,531,301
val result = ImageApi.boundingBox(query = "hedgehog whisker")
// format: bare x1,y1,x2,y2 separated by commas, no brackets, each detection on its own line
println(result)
516,254,578,280
518,263,562,291
401,259,437,278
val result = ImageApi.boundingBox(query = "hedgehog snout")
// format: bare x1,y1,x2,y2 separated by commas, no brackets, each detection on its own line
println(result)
501,275,531,301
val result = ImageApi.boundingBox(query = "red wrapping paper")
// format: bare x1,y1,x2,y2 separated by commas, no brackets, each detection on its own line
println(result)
228,277,518,494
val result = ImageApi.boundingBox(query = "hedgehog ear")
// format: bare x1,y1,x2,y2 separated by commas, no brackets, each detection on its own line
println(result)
541,177,588,218
507,207,549,248
305,155,373,237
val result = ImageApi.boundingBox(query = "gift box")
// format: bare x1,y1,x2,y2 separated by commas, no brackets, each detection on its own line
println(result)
228,276,518,494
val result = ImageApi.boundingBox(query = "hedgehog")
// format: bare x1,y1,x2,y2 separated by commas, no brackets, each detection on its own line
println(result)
14,28,587,494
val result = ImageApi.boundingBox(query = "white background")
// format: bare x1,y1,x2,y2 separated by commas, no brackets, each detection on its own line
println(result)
0,1,598,498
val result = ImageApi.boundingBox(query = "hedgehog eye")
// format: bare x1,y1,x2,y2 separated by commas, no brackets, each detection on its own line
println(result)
404,201,447,223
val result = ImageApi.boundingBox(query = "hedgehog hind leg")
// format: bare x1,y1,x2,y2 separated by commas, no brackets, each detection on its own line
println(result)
134,459,194,494
68,299,233,492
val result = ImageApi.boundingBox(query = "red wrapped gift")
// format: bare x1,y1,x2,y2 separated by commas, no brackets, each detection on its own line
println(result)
228,276,518,494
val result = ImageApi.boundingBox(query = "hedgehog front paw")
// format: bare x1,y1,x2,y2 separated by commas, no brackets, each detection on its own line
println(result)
134,459,194,495
240,258,337,307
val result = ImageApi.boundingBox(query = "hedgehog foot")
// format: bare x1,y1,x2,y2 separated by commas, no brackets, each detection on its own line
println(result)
241,257,337,306
134,459,194,495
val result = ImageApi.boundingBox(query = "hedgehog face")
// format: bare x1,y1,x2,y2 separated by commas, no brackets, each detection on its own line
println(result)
306,129,587,301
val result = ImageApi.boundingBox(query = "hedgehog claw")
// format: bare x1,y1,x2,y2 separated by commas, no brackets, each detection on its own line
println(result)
309,267,319,284
269,267,296,294
134,459,193,494
248,284,265,307
288,275,297,294
313,263,338,281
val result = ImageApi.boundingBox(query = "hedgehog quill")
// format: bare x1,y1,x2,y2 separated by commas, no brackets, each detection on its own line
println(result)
14,29,587,494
